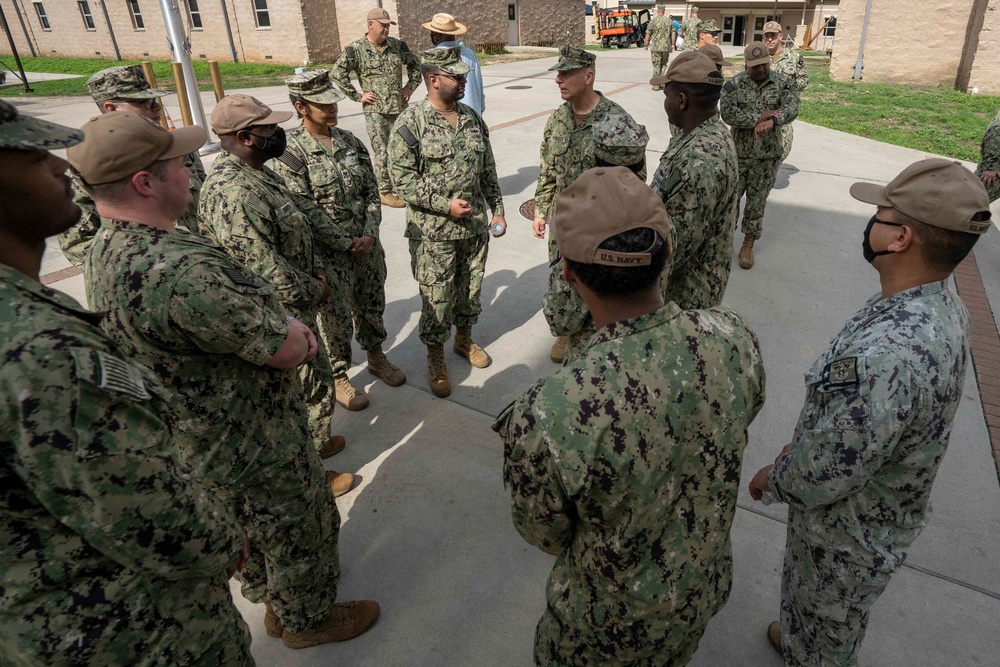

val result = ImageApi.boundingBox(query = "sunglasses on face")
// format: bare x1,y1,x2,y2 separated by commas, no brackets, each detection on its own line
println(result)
119,98,161,110
436,72,467,83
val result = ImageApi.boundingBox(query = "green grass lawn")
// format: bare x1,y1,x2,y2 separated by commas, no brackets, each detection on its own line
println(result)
800,63,999,163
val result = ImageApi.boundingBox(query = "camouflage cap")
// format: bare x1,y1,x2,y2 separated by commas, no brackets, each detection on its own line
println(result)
593,113,649,167
86,65,169,102
284,69,346,104
548,45,596,72
697,44,734,68
420,46,471,75
651,51,725,86
762,21,782,34
0,99,82,151
698,19,721,33
744,41,770,67
68,111,205,185
554,167,671,266
850,158,992,235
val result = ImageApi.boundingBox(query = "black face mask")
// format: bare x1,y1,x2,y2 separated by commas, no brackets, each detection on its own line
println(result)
862,215,902,264
245,126,286,158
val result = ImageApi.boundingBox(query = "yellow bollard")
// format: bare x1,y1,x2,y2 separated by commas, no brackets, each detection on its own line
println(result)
171,62,193,128
141,61,169,130
208,61,225,102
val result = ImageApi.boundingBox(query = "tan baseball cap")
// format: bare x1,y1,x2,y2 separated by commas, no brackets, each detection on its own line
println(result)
67,111,205,185
367,7,396,24
850,158,992,234
554,167,672,266
651,51,725,86
211,94,292,135
763,21,782,34
697,44,734,68
744,41,770,67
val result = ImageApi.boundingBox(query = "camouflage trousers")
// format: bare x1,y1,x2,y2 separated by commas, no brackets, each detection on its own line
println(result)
317,245,389,375
737,157,781,240
651,50,670,78
534,606,705,667
408,235,488,345
364,111,400,194
226,439,341,634
780,123,794,164
298,311,337,450
542,256,595,364
780,534,892,667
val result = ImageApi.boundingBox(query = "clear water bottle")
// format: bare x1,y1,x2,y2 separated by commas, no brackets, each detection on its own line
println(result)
489,222,505,237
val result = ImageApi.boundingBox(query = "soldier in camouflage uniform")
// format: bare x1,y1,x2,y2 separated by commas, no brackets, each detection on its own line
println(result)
331,7,421,208
651,52,739,310
71,111,378,649
542,112,648,364
644,6,674,89
532,45,632,362
495,167,766,666
975,107,1000,202
388,47,506,398
0,99,253,666
276,69,406,412
58,65,206,267
763,21,809,164
721,41,800,270
750,158,992,667
678,6,701,51
198,95,353,475
695,19,722,48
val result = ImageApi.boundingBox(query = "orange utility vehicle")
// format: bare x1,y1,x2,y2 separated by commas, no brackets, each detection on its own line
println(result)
597,8,650,49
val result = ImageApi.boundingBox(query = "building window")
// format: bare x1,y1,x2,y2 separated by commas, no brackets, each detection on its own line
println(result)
252,0,269,28
186,0,203,30
78,1,96,30
824,16,837,37
127,0,144,30
33,2,50,30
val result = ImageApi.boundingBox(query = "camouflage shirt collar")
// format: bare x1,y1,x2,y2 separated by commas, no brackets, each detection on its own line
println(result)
589,301,683,349
0,262,102,323
859,279,949,323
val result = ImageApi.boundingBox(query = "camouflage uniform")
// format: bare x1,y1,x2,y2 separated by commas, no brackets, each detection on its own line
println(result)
543,112,649,364
975,109,1000,203
767,280,970,667
388,97,504,345
331,35,421,193
771,47,809,164
0,263,252,666
679,16,702,50
646,15,674,77
274,125,387,374
494,303,766,666
651,113,739,309
199,150,345,451
720,69,800,240
60,153,205,268
56,64,207,267
85,221,341,634
535,93,629,262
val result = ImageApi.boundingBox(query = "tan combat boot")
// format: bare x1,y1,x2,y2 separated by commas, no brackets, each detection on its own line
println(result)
264,602,282,638
318,435,346,460
379,192,405,208
454,325,491,368
334,373,369,411
367,347,406,387
282,600,381,649
427,344,451,397
767,621,782,656
550,336,569,364
738,236,755,269
326,470,356,497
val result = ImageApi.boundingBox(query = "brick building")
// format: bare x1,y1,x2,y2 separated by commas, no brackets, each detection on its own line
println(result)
829,0,999,95
0,0,584,65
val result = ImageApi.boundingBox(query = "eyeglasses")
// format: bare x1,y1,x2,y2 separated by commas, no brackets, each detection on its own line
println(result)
119,97,161,110
436,72,467,83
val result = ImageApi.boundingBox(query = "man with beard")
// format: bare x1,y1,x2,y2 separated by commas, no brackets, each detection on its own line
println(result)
388,47,505,397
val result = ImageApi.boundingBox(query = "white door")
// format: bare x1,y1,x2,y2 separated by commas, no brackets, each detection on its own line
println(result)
508,1,519,46
722,15,735,45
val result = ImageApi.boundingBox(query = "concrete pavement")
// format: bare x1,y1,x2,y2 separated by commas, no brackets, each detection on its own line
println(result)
14,46,1000,666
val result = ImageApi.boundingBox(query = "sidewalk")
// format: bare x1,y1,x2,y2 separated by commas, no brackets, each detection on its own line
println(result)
16,47,1000,666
